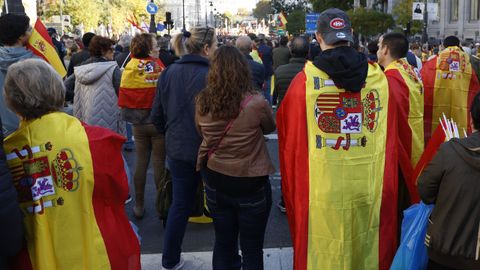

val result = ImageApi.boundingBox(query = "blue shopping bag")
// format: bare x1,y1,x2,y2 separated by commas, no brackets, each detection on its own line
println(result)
390,202,434,270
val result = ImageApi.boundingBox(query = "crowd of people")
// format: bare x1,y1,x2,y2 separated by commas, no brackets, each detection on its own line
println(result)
0,6,479,270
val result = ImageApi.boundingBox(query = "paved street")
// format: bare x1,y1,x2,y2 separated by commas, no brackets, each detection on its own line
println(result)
123,134,293,259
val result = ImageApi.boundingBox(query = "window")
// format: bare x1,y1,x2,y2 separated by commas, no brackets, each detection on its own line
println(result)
471,0,480,21
450,0,459,21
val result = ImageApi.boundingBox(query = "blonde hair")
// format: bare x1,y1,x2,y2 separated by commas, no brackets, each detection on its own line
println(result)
4,59,65,120
172,27,215,56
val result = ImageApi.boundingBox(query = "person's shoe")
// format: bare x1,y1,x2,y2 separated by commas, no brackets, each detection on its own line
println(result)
124,195,132,204
277,200,286,213
162,256,185,270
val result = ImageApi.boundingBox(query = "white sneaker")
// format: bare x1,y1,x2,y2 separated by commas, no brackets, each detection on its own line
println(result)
162,256,185,270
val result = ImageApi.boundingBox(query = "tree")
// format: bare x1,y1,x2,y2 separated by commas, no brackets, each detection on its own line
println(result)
272,0,310,14
310,0,353,12
347,7,394,37
286,9,306,34
392,0,423,35
252,0,272,20
44,0,164,35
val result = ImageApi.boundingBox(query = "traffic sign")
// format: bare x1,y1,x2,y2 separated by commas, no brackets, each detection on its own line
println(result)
146,2,159,15
157,23,165,31
305,13,320,34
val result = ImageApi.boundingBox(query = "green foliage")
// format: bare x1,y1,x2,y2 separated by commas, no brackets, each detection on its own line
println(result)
310,0,353,12
252,0,272,20
347,7,394,37
392,0,423,35
272,0,311,14
286,9,306,34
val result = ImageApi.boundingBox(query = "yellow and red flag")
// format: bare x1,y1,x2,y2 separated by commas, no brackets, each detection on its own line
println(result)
277,12,288,28
421,46,480,145
4,112,140,270
119,56,165,109
278,61,398,270
26,19,67,78
384,58,424,202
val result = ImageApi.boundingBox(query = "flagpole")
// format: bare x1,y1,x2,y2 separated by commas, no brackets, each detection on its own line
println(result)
4,0,9,14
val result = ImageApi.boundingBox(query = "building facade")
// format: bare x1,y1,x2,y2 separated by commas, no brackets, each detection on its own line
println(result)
427,0,480,42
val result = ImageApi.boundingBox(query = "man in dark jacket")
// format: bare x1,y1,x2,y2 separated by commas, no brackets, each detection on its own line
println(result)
236,36,265,91
418,92,480,270
257,34,274,103
67,32,95,76
274,36,308,106
273,36,290,70
114,34,132,68
1,0,24,15
47,28,66,67
0,115,24,269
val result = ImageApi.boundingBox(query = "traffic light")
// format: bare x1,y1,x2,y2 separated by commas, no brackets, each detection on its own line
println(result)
164,12,174,34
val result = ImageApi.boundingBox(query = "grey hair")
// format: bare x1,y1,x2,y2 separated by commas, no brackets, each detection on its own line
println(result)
118,34,132,48
235,36,253,54
4,59,65,120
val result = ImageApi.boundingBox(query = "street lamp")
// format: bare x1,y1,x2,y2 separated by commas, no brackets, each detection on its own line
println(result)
182,0,186,31
149,0,156,33
422,0,429,44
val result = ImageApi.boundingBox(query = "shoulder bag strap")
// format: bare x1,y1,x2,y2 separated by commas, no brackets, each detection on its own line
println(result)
207,94,254,158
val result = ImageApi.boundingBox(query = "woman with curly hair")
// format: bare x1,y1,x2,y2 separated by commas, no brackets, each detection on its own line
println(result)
195,45,276,270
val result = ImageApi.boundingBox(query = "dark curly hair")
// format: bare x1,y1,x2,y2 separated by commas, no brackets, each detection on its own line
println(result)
196,45,254,120
130,33,155,58
88,36,115,57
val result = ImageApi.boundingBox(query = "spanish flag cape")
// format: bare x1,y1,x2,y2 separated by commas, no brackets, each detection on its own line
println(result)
4,112,140,270
26,19,67,78
277,61,398,270
118,56,165,109
421,46,480,144
384,59,424,201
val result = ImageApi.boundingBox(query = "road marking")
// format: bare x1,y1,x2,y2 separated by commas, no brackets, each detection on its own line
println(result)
141,247,293,270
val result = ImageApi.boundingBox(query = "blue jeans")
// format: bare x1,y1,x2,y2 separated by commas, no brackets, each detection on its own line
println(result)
162,157,201,268
124,122,135,150
204,169,272,270
263,75,272,105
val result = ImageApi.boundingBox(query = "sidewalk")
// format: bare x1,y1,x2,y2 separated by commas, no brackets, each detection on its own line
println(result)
141,247,293,270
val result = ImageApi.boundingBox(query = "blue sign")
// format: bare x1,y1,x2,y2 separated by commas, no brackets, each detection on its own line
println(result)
305,13,320,34
157,23,165,31
146,3,159,15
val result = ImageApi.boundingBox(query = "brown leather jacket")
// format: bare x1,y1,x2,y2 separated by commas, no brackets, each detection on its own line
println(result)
195,93,276,177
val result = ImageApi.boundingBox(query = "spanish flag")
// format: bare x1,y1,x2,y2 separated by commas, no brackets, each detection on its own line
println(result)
26,19,67,78
278,61,398,270
119,56,165,109
278,13,288,28
384,58,424,202
421,46,480,145
4,112,140,270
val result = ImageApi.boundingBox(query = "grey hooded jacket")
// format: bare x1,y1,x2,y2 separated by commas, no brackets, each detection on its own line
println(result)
0,46,35,136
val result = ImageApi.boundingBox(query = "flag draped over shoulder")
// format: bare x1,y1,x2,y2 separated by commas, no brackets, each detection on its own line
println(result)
4,112,140,270
278,61,398,270
384,59,425,202
26,19,67,78
421,46,480,144
118,56,165,109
